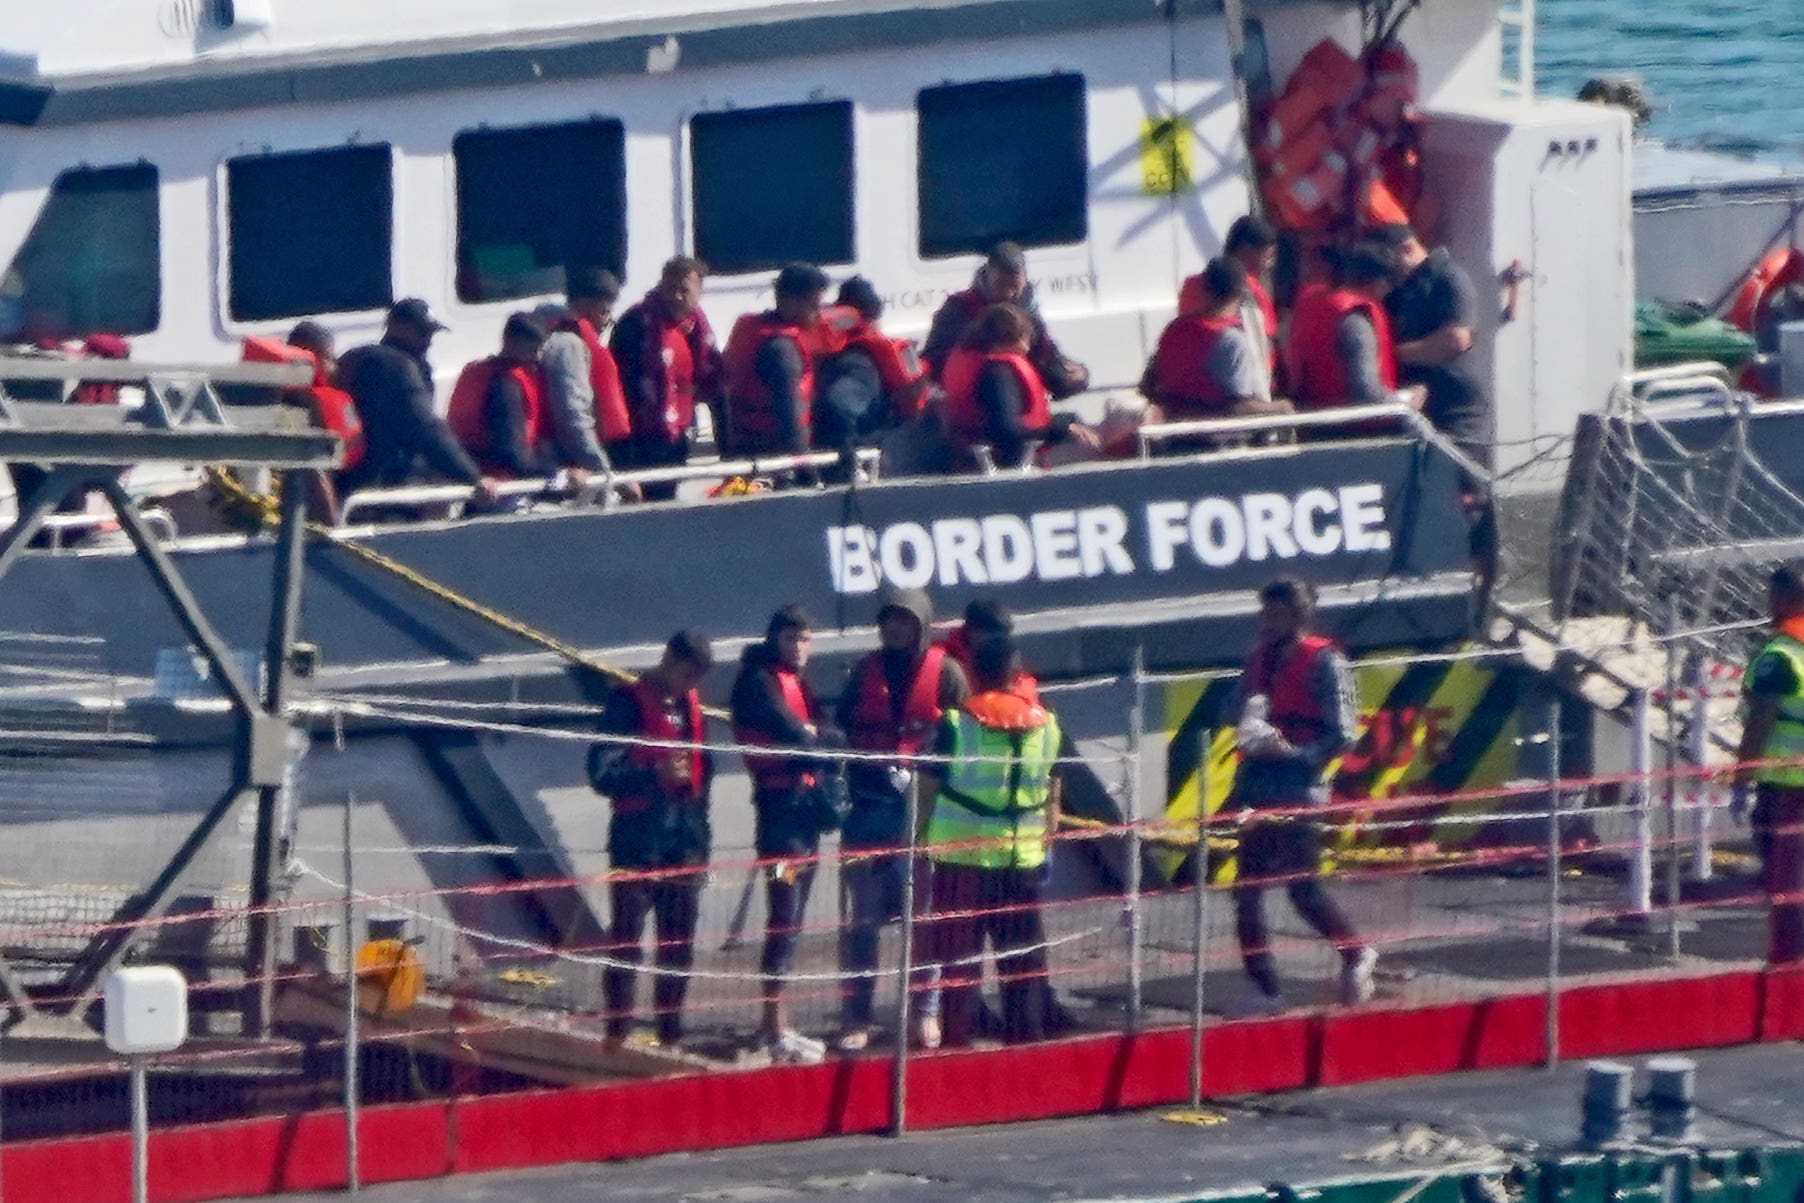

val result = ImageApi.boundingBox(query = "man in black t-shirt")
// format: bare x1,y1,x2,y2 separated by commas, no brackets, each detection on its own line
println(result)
1374,224,1491,467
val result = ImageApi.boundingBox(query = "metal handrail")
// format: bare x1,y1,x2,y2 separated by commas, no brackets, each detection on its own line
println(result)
38,506,177,551
0,356,311,388
337,448,881,526
1136,400,1415,459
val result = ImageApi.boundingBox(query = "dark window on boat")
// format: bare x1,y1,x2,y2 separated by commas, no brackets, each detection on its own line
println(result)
917,74,1087,258
454,119,627,304
2,163,160,342
227,144,392,322
691,101,854,275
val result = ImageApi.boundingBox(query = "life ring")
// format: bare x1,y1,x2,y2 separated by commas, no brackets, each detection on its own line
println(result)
1725,246,1804,333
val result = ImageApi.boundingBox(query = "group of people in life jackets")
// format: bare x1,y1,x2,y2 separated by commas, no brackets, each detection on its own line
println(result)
587,590,1073,1064
583,570,1376,1063
237,208,1485,523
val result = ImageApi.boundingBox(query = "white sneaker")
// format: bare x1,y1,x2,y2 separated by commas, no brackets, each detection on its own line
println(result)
1341,946,1378,1006
834,1025,872,1053
768,1029,827,1065
912,1015,942,1050
1226,988,1289,1019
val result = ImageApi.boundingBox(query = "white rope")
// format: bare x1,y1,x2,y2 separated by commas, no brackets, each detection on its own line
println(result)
292,859,1109,984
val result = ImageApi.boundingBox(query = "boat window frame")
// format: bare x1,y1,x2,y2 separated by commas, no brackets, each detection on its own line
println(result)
913,71,1090,260
3,160,162,343
686,97,858,278
219,140,397,326
449,114,630,309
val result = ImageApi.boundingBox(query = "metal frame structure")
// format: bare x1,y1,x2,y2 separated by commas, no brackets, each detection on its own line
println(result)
0,358,335,1037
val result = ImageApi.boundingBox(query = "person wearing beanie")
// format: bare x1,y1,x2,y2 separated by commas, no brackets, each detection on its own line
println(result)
832,586,968,1051
813,276,935,452
722,262,832,457
444,310,550,487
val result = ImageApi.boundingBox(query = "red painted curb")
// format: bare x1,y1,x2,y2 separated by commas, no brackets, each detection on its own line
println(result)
1,970,1792,1203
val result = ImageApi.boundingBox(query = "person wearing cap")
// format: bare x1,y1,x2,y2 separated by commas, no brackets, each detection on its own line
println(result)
1284,245,1423,416
1374,223,1489,464
539,266,631,488
730,605,838,1064
1143,257,1293,435
445,312,550,490
813,277,934,454
833,586,968,1051
610,256,725,499
338,299,498,501
915,636,1065,1046
722,263,831,457
587,629,717,1048
920,242,1090,400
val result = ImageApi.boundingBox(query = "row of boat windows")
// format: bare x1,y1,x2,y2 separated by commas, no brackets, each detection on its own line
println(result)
2,73,1089,342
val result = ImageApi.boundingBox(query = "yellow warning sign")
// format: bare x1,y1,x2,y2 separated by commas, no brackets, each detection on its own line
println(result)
1140,117,1195,196
1162,650,1524,878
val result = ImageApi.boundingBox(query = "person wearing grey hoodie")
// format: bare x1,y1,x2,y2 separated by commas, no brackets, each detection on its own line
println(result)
833,586,968,1050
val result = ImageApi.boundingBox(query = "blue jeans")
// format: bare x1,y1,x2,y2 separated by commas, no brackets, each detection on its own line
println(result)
838,853,939,1026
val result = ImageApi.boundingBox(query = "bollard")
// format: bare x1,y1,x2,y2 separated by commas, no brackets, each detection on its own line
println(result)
1645,1056,1697,1143
1581,1061,1634,1146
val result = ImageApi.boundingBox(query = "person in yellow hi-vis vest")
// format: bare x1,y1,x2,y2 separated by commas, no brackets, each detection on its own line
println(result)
1734,563,1804,965
916,636,1064,1048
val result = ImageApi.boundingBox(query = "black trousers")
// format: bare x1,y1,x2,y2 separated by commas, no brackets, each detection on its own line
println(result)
760,859,818,983
924,863,1050,1046
1233,818,1360,995
602,874,702,1042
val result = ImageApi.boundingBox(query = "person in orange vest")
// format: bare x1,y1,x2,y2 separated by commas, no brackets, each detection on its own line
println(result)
1144,258,1295,440
539,266,631,491
722,262,831,457
834,586,968,1051
1284,245,1423,417
1225,578,1375,1015
814,277,934,454
941,304,1101,470
730,605,840,1064
610,257,725,500
445,312,550,495
587,630,716,1047
921,242,1090,399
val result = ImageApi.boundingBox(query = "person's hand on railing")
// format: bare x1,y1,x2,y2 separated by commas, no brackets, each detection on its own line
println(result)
474,477,501,504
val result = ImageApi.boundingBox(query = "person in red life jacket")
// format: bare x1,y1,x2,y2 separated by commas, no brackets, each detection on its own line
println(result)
281,321,361,525
538,266,630,492
1224,578,1375,1015
722,262,831,458
445,312,549,504
609,256,725,501
1285,244,1424,418
940,304,1102,470
69,334,130,405
833,586,968,1051
1143,258,1294,444
941,599,1042,706
921,242,1090,399
338,298,499,504
730,605,842,1064
587,629,717,1047
813,276,935,455
1227,215,1281,382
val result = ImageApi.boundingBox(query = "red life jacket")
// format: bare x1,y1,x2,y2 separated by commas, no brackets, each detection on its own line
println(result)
723,312,814,451
242,335,365,471
658,322,697,440
1285,285,1397,411
1246,272,1280,371
846,645,948,755
1150,314,1242,417
938,628,1043,706
734,664,818,790
445,357,545,476
569,317,632,445
941,348,1051,452
1242,634,1337,747
822,307,932,421
617,677,705,814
